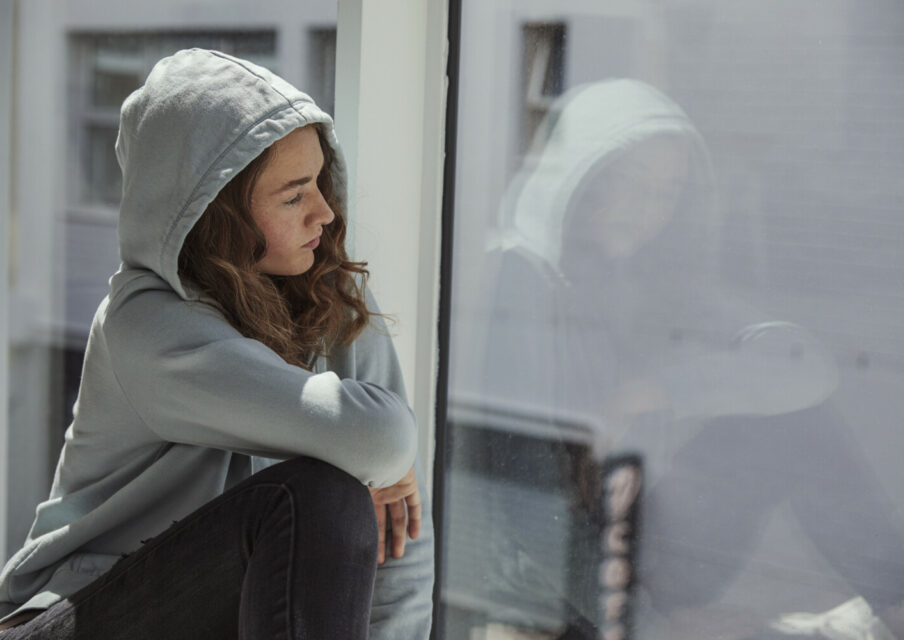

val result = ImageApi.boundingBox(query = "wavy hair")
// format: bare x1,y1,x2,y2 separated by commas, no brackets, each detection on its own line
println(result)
178,125,371,369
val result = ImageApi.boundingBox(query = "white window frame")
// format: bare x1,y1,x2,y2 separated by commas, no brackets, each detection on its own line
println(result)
335,0,449,489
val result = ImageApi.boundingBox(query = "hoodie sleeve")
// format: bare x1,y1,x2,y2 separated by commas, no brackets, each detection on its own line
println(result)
104,285,417,489
330,288,435,640
656,320,839,421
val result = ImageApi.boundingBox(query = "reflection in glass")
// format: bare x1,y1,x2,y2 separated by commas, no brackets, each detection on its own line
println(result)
441,3,904,639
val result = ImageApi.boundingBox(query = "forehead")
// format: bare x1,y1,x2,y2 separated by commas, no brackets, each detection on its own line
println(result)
614,136,689,177
261,126,324,176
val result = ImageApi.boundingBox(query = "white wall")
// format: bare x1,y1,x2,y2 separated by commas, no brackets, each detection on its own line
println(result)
336,0,448,484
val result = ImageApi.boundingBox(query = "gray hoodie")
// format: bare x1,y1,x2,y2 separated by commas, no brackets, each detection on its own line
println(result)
0,49,434,638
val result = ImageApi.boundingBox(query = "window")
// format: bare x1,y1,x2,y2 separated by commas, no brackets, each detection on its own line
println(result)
521,23,566,153
308,28,337,118
69,32,277,211
436,1,904,638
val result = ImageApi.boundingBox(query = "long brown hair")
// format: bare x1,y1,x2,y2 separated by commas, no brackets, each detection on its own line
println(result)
178,125,371,369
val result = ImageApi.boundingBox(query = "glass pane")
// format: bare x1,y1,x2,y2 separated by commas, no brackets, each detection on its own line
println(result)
232,31,279,70
92,40,144,109
308,28,337,117
74,31,280,209
439,2,904,639
84,124,122,205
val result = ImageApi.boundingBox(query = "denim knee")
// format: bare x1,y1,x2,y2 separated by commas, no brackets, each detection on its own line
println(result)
255,456,378,562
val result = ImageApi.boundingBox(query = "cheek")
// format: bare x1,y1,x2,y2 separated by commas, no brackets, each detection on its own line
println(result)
257,217,294,251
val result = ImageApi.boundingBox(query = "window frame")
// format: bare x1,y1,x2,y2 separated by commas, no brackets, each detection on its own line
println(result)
0,0,14,561
335,0,450,490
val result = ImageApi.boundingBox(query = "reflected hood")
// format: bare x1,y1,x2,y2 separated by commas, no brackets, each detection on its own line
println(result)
501,79,715,275
115,48,346,299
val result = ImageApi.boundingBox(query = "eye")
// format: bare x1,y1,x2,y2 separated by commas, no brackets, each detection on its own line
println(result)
284,193,302,206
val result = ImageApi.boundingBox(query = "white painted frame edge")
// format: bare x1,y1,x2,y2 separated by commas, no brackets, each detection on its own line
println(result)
335,0,448,490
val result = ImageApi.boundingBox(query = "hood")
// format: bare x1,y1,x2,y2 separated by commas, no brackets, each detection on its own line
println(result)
498,79,716,277
115,48,346,299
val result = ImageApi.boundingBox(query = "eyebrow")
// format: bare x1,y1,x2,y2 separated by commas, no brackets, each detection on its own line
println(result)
271,176,313,196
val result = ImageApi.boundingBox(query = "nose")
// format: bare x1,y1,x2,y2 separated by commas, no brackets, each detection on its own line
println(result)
308,190,336,227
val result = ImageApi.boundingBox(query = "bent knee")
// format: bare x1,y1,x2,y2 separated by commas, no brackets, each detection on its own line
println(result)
265,457,377,551
274,457,370,499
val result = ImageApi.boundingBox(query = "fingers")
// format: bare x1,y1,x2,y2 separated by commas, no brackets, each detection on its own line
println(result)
406,490,422,540
370,468,418,505
370,468,423,563
374,502,387,565
370,484,414,505
388,499,408,559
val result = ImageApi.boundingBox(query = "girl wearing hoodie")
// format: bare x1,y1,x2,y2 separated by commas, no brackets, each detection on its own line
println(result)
0,49,434,639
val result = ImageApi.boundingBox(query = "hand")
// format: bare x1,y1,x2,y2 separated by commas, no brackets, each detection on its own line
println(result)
369,467,421,564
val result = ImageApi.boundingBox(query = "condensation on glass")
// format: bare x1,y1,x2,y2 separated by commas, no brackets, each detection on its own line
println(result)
6,0,337,557
439,2,904,639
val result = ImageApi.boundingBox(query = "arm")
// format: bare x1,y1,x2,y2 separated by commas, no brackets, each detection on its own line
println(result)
105,287,417,488
657,320,839,421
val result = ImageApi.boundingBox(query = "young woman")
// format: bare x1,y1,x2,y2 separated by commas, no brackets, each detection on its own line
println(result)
0,48,434,639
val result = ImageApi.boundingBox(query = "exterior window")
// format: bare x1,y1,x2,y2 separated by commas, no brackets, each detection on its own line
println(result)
69,32,277,210
308,28,337,118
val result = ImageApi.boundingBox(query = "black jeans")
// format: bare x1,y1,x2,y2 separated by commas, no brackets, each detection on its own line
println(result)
642,403,904,613
2,456,379,639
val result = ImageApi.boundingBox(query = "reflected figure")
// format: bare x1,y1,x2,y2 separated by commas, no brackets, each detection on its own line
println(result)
454,79,904,638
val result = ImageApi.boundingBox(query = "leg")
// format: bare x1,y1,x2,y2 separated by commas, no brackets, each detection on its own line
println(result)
641,415,785,612
785,404,904,617
4,456,378,640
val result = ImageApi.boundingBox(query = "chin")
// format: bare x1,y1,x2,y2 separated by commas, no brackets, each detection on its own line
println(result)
258,260,315,277
293,259,316,276
285,264,314,277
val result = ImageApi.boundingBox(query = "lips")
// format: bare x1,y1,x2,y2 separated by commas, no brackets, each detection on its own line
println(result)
303,235,321,250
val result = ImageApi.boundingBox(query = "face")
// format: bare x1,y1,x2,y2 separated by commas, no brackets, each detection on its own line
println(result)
249,126,335,276
569,136,689,261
